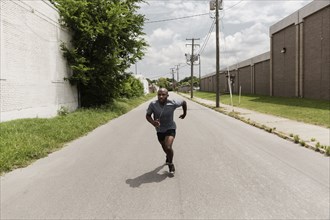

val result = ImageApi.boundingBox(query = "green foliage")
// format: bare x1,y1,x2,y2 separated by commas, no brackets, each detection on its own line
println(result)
180,76,199,87
193,91,330,128
52,0,148,106
119,74,144,98
157,77,170,89
181,81,190,87
57,106,70,116
299,140,306,147
326,146,330,156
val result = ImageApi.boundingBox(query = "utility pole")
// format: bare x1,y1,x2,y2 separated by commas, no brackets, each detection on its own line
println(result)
170,68,175,91
210,0,222,107
199,54,201,89
175,64,180,91
215,0,220,107
186,38,200,98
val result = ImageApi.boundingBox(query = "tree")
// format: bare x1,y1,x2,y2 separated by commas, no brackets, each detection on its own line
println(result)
51,0,148,106
157,77,174,90
119,74,144,98
180,76,199,87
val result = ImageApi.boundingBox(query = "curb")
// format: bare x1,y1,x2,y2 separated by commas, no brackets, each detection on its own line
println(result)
180,94,328,156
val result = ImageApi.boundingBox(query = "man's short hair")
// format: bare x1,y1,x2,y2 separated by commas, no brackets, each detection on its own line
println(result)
158,88,168,94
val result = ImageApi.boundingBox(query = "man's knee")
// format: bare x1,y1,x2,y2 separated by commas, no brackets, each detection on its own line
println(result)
164,144,172,151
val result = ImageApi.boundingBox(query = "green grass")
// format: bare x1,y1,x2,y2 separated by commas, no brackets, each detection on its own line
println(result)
0,94,155,174
193,91,330,128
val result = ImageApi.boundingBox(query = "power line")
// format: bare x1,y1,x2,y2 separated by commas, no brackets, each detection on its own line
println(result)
197,18,216,55
224,0,244,11
144,0,244,24
145,12,210,24
215,0,221,107
148,73,171,79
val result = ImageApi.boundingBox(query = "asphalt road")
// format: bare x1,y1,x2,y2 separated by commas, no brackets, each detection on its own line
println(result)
1,92,329,219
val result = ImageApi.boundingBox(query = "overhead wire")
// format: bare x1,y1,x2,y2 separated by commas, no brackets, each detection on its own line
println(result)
143,0,246,79
219,7,240,69
225,0,244,11
194,0,243,78
148,72,171,79
196,1,244,58
144,0,245,24
220,0,246,69
197,18,215,56
145,13,210,24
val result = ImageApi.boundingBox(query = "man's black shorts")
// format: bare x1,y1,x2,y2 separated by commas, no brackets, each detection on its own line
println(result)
157,129,176,142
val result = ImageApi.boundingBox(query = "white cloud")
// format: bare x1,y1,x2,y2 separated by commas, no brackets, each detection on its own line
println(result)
131,0,313,80
148,28,179,44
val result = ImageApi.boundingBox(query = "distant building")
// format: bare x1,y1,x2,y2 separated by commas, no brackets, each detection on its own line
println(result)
149,84,158,93
134,74,149,94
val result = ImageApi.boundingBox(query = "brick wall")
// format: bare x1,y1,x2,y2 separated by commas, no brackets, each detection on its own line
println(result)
231,70,239,93
237,66,252,94
303,6,330,100
211,75,216,92
254,61,270,96
220,73,227,94
272,25,297,98
200,58,270,96
0,1,78,122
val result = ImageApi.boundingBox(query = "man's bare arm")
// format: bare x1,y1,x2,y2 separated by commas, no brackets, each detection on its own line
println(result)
146,114,160,127
179,101,187,119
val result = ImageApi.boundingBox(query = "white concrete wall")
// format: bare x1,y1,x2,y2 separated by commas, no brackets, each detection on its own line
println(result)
0,0,78,122
134,74,149,94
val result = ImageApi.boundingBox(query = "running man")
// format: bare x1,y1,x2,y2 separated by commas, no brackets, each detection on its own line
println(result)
146,88,187,174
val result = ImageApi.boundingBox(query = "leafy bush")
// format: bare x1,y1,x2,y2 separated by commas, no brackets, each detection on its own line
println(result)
293,135,300,143
51,0,148,107
326,146,330,156
57,106,70,116
119,74,144,98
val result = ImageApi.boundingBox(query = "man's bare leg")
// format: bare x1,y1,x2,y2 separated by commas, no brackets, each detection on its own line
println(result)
163,136,175,173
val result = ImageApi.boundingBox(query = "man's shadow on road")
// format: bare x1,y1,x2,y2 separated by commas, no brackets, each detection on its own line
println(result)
126,165,170,188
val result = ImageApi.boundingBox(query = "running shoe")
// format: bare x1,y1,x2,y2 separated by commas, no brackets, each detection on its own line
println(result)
168,163,175,174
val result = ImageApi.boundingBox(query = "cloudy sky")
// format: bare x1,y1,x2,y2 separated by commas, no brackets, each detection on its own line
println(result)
129,0,313,81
